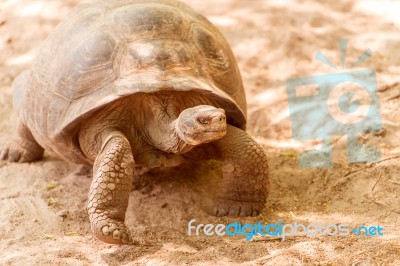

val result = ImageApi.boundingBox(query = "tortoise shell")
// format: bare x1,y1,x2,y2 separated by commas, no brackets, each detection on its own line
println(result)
13,0,247,162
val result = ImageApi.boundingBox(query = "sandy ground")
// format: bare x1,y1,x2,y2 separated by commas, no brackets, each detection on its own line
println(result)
1,0,400,265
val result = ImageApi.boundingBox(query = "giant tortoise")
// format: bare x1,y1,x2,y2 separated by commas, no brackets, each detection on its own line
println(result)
1,0,269,244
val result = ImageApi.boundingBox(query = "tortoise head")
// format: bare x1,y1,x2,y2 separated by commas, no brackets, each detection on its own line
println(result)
175,105,227,145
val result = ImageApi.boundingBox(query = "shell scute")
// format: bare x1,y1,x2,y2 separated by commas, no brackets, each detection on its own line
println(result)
53,30,118,100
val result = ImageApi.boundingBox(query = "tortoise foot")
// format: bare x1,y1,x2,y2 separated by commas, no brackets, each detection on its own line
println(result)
0,140,43,163
212,199,264,217
91,215,132,244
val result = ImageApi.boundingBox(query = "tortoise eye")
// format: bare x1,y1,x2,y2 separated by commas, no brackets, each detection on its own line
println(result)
197,117,210,124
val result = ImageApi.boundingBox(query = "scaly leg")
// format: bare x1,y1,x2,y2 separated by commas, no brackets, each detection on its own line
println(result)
0,122,44,162
186,125,269,217
88,132,134,244
213,126,269,217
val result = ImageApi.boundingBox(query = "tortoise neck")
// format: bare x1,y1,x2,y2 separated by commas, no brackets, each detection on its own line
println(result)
144,96,194,154
146,117,194,154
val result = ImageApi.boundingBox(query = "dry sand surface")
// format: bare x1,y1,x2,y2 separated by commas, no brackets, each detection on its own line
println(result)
1,0,400,265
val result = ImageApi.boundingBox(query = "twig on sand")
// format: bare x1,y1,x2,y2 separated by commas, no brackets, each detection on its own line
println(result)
370,173,400,215
387,177,400,185
343,165,374,178
344,155,400,178
371,175,383,206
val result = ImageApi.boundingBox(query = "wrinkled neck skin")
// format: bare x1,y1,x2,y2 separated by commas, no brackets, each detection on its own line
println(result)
144,95,194,154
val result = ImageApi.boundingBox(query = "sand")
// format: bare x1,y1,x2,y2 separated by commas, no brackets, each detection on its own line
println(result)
1,0,400,265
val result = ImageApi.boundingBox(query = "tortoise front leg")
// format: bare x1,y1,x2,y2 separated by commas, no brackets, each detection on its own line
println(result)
187,125,269,217
88,132,134,244
212,125,269,216
213,126,269,217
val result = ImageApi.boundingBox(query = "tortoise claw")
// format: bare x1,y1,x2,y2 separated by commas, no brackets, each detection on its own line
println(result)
212,199,263,217
0,141,43,163
92,216,133,245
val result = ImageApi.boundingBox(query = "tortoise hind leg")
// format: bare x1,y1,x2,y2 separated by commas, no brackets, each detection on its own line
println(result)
0,122,44,162
88,132,134,244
